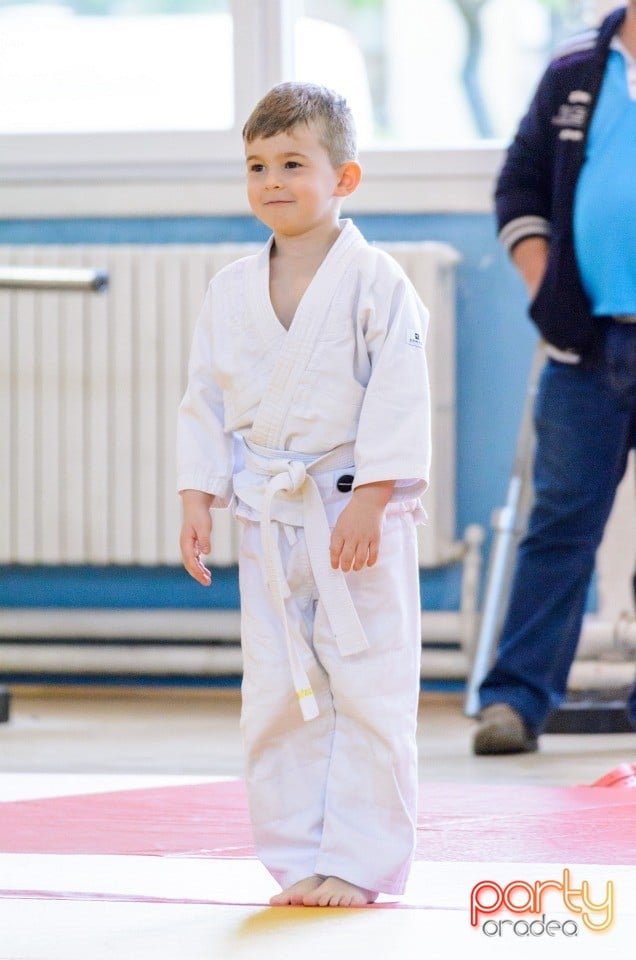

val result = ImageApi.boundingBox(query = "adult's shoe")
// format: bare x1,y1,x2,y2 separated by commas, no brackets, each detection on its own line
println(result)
472,703,538,755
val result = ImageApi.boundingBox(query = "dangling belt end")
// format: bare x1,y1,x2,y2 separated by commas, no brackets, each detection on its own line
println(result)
297,687,319,721
334,632,369,657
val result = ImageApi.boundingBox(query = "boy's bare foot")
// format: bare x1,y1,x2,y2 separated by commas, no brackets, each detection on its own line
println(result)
269,875,325,906
302,876,379,907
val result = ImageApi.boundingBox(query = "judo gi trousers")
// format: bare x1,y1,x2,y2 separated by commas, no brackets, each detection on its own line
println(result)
238,503,422,895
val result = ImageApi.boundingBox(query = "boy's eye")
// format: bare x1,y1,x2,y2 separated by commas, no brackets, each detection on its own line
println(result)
249,163,265,173
284,160,301,169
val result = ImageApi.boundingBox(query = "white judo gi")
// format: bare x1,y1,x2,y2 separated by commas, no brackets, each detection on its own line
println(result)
177,219,431,894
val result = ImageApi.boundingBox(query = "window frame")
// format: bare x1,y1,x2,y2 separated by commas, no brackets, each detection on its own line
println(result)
0,0,289,178
0,0,603,217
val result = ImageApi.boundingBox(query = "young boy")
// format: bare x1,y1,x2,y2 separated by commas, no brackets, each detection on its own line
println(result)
177,82,431,907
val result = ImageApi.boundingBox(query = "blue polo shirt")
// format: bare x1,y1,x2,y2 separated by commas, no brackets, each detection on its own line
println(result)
574,41,636,316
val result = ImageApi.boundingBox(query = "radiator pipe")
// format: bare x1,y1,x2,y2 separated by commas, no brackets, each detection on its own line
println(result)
1,610,633,658
0,642,632,688
0,265,109,292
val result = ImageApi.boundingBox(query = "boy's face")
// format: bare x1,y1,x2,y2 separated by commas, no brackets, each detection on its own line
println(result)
245,123,344,237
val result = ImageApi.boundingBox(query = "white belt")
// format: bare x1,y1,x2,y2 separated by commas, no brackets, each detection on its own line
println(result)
243,441,369,722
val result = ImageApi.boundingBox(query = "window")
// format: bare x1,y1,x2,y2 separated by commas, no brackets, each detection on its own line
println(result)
0,0,233,134
295,0,599,148
0,0,610,188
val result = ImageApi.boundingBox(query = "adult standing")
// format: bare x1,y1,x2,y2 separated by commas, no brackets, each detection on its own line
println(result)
473,3,636,754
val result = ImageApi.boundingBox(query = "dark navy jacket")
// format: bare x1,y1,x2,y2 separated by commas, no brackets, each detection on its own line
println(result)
495,6,627,360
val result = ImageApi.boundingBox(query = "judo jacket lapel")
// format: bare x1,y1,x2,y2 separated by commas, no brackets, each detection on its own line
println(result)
248,220,366,450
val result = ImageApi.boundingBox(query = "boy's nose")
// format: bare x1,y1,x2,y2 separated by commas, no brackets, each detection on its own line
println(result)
264,170,282,189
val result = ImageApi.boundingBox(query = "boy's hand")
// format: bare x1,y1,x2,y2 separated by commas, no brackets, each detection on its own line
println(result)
180,490,214,586
329,480,395,572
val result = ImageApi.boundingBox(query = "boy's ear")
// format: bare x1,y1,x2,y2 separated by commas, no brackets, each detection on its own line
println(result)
334,160,362,197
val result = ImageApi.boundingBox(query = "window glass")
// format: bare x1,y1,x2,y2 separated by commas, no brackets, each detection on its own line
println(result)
0,0,232,134
296,0,597,148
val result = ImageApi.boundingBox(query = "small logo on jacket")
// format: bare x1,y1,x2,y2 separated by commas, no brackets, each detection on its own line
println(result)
407,330,423,348
551,90,590,139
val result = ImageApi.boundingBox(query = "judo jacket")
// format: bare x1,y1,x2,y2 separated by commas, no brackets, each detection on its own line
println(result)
177,219,431,511
495,5,627,360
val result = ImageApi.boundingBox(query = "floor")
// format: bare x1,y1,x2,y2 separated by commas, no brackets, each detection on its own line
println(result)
2,684,634,785
1,684,635,959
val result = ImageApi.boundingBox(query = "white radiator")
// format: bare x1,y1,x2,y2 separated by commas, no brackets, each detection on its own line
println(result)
0,240,460,568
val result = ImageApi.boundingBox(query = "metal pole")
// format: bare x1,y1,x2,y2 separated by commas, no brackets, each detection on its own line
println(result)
464,342,545,716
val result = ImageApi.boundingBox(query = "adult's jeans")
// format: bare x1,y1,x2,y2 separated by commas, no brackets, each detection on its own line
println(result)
478,324,636,734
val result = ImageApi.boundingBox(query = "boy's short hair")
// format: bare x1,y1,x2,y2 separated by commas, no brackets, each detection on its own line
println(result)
242,81,357,167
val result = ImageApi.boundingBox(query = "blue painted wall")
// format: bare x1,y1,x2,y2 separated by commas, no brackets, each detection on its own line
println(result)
0,212,538,612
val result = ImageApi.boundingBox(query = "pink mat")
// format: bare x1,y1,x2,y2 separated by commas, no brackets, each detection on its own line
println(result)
1,780,634,865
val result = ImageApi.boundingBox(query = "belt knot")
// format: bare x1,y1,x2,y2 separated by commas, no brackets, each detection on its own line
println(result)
284,460,307,492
